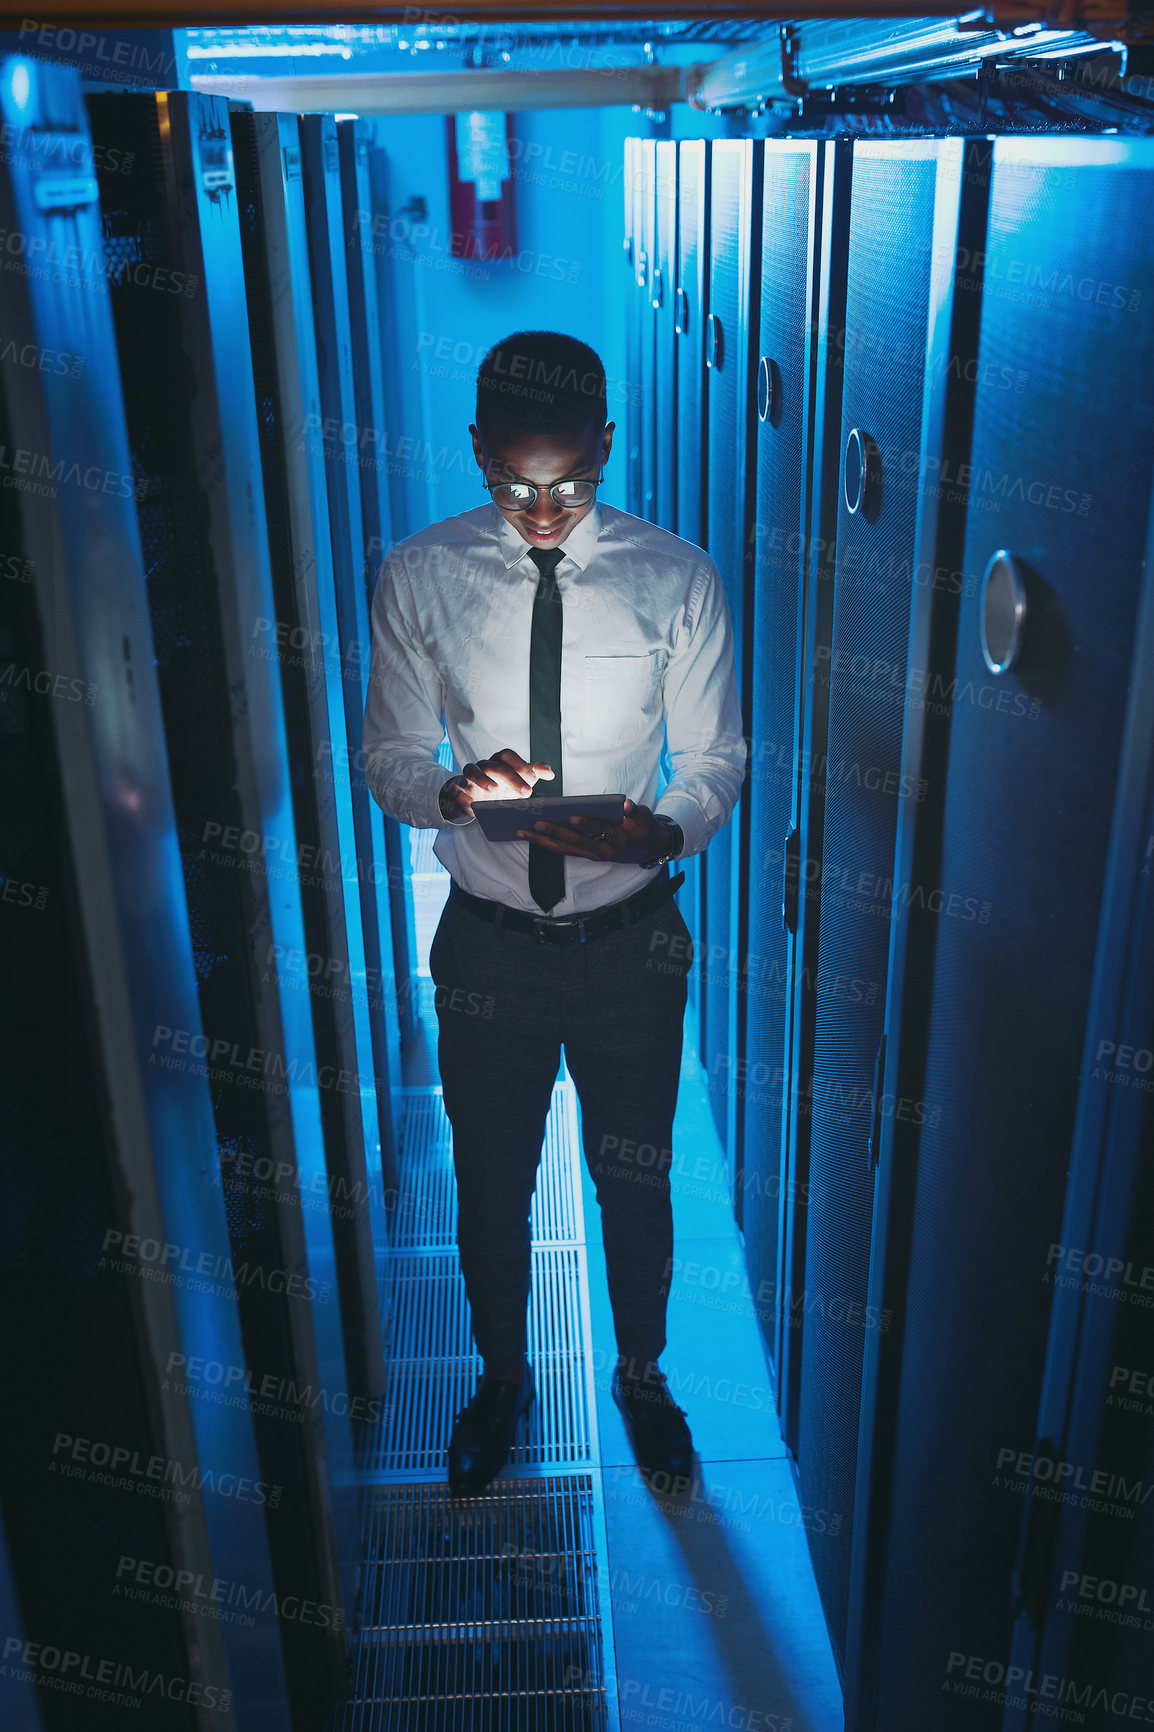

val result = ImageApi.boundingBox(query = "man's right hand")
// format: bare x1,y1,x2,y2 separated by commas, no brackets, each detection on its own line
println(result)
438,748,555,821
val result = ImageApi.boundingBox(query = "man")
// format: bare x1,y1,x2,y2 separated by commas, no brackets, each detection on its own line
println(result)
363,330,746,1497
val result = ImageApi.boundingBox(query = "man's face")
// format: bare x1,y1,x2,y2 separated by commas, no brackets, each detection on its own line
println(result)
470,421,615,551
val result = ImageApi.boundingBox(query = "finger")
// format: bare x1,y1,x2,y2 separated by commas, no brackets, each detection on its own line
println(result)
490,767,535,796
563,814,616,836
492,750,554,786
515,820,607,858
461,762,499,792
517,830,605,859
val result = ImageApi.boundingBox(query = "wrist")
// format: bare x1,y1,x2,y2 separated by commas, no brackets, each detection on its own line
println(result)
438,776,468,823
640,813,683,868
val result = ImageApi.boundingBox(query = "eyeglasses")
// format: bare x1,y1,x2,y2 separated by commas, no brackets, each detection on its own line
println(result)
485,470,604,513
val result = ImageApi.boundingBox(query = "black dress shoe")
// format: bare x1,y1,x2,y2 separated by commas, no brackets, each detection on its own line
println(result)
447,1369,535,1498
612,1368,694,1485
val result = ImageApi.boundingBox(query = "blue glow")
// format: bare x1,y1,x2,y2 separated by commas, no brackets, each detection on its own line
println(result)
7,60,32,114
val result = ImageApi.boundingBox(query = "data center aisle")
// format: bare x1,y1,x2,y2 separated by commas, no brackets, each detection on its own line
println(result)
582,1027,844,1732
333,834,842,1730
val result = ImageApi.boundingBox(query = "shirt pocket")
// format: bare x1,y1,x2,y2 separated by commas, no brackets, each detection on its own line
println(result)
582,652,663,743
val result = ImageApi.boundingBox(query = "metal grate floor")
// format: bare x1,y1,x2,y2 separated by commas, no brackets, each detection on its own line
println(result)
334,1070,613,1729
364,1246,592,1477
337,1476,607,1732
387,1088,581,1250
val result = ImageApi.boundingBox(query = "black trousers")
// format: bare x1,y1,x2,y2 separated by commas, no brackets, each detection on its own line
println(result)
428,884,694,1378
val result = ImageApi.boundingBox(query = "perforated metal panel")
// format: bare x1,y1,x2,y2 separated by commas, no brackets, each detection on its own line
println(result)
675,139,709,1033
704,141,761,1175
89,89,359,1722
742,143,818,1381
870,141,1154,1732
653,139,678,533
623,136,643,518
798,143,940,1670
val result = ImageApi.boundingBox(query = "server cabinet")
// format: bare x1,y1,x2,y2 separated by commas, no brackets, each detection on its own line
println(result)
364,137,420,1050
653,139,678,534
675,139,708,550
797,139,965,1673
675,139,710,1030
300,114,403,1208
848,139,1154,1732
0,58,288,1726
338,118,411,1099
1001,560,1154,1732
704,139,762,1191
776,142,853,1443
742,140,823,1391
638,136,657,523
88,89,359,1724
229,106,389,1413
622,136,642,517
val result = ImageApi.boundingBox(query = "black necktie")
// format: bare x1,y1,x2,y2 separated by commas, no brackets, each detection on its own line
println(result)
527,546,566,912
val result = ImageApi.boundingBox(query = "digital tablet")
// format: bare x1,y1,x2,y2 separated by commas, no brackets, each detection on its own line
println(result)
471,793,627,844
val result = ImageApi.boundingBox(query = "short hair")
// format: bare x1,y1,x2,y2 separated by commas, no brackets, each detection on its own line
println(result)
475,330,607,445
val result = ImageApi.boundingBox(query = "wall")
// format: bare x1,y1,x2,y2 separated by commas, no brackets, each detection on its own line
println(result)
369,86,728,540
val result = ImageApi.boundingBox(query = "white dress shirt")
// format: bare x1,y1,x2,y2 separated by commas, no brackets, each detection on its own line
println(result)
362,499,747,917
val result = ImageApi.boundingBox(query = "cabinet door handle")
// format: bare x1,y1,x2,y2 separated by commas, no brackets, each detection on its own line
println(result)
705,312,722,369
782,823,800,936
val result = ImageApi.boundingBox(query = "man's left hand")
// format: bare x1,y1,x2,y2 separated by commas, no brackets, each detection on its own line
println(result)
515,799,676,863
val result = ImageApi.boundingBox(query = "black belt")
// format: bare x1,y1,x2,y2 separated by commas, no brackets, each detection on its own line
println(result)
448,866,686,946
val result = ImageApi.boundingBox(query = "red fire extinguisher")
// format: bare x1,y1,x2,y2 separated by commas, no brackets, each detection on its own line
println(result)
447,110,517,264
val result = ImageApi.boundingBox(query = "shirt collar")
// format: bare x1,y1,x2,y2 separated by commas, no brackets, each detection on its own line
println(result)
492,500,603,572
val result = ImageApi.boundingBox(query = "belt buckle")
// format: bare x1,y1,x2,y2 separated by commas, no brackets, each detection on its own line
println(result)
533,914,586,945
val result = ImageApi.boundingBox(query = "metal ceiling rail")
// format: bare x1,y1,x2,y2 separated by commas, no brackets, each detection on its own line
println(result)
193,24,1124,114
1,1,1131,30
191,63,689,111
686,16,1113,105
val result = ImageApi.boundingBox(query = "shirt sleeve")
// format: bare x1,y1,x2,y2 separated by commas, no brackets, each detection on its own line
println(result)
362,553,473,831
654,559,748,859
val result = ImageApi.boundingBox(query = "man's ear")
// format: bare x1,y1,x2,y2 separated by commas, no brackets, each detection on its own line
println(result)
601,422,615,466
469,424,486,475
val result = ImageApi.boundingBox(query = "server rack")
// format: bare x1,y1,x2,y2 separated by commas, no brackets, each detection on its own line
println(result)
88,88,359,1724
675,138,710,1031
0,58,289,1727
776,140,853,1449
300,114,404,1252
337,116,407,1134
638,136,657,524
622,135,642,518
652,138,678,535
364,137,420,1051
1002,528,1154,1728
741,139,823,1394
797,137,958,1677
847,137,1154,1731
704,138,763,1199
228,104,389,1414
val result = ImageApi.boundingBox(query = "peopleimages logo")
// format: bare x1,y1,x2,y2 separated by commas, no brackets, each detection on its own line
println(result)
945,1652,1154,1723
3,1634,230,1712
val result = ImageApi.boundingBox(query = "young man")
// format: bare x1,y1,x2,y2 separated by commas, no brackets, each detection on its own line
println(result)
363,330,746,1497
